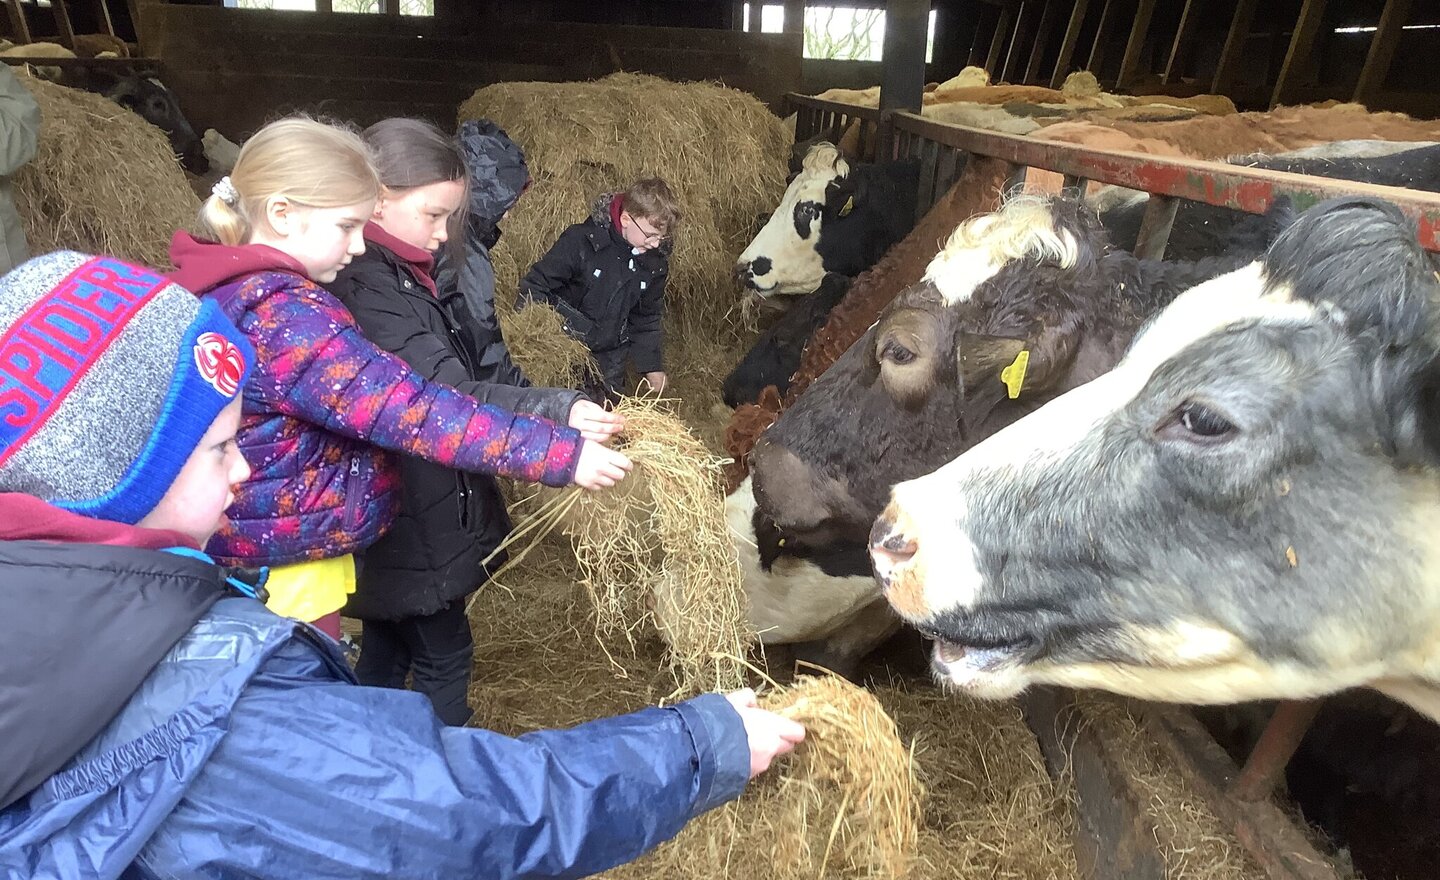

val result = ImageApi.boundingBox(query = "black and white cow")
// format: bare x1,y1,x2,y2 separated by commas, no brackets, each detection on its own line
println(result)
1099,142,1440,261
736,142,919,296
742,195,1287,671
869,197,1440,722
722,272,851,408
104,76,207,175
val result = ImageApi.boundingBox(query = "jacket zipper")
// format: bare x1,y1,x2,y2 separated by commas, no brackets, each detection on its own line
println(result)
344,455,363,529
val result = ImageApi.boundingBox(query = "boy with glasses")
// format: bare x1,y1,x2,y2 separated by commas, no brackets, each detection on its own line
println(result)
520,177,680,402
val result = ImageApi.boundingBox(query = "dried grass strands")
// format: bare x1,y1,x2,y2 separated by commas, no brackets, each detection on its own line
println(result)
496,395,754,696
13,71,199,269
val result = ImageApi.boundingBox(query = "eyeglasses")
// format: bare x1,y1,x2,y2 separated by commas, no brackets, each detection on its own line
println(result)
629,217,667,245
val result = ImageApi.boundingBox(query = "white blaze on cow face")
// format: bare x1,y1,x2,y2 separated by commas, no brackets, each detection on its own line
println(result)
737,144,848,296
727,477,881,645
922,195,1081,304
878,261,1315,620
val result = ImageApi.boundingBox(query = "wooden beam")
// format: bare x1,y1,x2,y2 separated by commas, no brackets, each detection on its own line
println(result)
968,4,993,67
782,0,804,34
1162,0,1203,84
1116,0,1157,90
1353,0,1412,106
985,2,1015,74
879,0,928,112
4,0,29,45
315,0,334,12
1023,0,1062,85
1210,0,1257,94
50,0,75,48
1050,0,1091,88
1002,0,1037,82
1271,0,1329,109
1086,0,1117,77
381,0,400,15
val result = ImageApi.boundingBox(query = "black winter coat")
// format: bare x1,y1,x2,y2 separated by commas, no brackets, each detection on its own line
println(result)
0,540,224,810
518,194,669,373
331,242,582,620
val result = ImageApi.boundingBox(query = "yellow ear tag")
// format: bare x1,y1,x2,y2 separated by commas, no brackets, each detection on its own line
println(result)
838,195,854,217
1000,349,1030,399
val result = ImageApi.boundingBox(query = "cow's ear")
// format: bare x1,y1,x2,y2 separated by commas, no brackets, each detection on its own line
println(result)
958,321,1081,400
956,332,1027,398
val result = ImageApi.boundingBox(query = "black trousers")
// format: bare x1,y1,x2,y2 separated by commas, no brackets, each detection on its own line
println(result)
354,598,475,726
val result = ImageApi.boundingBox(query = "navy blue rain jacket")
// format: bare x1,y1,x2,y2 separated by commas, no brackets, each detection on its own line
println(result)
0,540,750,878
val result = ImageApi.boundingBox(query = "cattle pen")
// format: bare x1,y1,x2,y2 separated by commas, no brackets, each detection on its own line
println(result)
788,89,1440,880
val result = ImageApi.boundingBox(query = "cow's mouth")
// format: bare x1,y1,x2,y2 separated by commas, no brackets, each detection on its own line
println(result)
745,279,777,294
921,627,1038,684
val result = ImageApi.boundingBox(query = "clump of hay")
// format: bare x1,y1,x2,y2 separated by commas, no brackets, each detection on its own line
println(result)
760,675,922,878
458,73,789,342
499,301,599,389
497,395,754,695
13,71,199,268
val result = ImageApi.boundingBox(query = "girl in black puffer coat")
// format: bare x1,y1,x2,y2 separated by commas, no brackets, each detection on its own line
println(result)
330,118,625,725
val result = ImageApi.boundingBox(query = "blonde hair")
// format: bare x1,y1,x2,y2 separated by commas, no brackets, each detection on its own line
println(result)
200,117,380,246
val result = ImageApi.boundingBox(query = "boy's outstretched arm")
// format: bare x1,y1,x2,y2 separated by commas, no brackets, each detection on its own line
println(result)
134,648,752,880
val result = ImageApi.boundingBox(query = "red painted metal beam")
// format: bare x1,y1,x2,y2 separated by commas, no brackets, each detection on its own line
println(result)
885,112,1440,252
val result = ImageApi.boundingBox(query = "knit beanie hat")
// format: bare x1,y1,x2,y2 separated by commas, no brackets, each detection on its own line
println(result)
0,252,255,524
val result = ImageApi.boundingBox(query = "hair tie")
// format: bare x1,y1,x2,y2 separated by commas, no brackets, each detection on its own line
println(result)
211,176,239,207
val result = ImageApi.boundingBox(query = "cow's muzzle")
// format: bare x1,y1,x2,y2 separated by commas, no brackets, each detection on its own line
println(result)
868,510,917,594
735,256,774,292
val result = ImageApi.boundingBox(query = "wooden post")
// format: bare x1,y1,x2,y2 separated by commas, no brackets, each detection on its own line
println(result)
1116,0,1158,90
985,2,1016,75
3,0,29,45
315,0,334,12
1023,0,1062,85
1001,0,1036,83
942,0,985,75
782,0,804,34
49,0,75,49
1271,0,1329,109
1086,0,1117,78
1050,0,1091,88
1353,0,1412,105
879,0,928,161
381,0,401,16
968,4,993,67
1162,0,1203,84
1211,0,1258,94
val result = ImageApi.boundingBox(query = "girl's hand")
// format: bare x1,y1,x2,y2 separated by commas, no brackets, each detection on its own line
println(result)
724,688,806,779
572,439,632,490
568,400,624,443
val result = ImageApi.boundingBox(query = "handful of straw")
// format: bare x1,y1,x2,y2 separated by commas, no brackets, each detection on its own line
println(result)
761,675,922,879
485,395,755,696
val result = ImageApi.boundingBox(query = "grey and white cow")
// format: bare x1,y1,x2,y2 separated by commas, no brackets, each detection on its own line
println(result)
869,197,1440,722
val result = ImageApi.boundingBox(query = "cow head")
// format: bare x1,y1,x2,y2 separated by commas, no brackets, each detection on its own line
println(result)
869,198,1440,721
737,141,881,296
105,76,207,175
750,196,1176,547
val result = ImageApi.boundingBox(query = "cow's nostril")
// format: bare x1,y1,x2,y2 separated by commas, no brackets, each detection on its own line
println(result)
868,517,918,585
750,256,772,277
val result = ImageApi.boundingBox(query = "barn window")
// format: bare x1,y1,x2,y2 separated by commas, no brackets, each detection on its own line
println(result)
228,0,436,14
743,4,938,62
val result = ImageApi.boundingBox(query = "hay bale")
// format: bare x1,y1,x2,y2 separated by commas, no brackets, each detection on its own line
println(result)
499,301,600,389
458,73,790,343
499,396,754,695
13,71,198,268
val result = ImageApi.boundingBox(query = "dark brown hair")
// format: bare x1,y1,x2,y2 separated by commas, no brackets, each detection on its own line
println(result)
362,117,469,258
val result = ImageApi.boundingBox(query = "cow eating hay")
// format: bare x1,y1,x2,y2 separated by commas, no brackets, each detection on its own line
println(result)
497,396,754,695
12,71,199,268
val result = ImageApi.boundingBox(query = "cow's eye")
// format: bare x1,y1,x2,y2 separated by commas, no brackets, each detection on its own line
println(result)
880,340,916,365
1161,401,1236,443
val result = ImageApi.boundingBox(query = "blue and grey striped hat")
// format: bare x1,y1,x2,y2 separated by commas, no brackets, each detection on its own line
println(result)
0,251,254,524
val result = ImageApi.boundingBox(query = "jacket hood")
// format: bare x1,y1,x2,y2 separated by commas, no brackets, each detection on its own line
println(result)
168,230,309,294
587,191,675,259
459,119,530,237
0,529,224,810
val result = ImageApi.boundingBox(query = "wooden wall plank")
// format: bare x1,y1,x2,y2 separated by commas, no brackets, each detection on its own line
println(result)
985,2,1016,75
1023,0,1062,84
1050,0,1091,88
1210,0,1257,94
1161,0,1202,84
1353,0,1412,105
1116,0,1157,90
1271,0,1329,108
1086,0,1117,78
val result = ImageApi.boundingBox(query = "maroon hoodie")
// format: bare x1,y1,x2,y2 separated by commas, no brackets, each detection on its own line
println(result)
0,493,197,548
168,230,309,293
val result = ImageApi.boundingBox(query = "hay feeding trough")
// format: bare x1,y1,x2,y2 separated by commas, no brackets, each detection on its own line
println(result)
12,71,199,268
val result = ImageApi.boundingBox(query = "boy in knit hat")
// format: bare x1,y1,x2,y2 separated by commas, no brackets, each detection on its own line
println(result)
0,253,802,876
